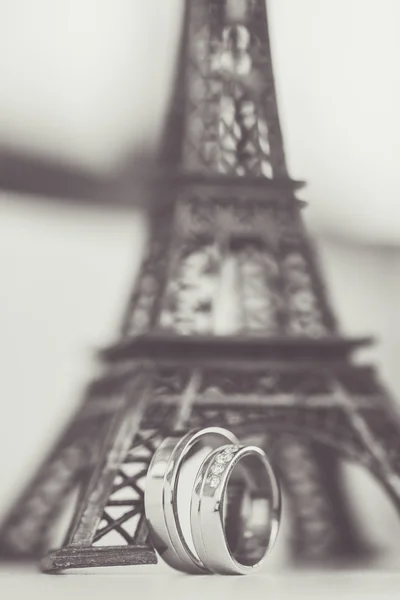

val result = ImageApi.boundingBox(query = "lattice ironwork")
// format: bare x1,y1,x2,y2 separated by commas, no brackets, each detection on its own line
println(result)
233,238,282,334
182,0,287,177
159,238,222,335
92,430,162,549
276,205,337,337
120,209,176,338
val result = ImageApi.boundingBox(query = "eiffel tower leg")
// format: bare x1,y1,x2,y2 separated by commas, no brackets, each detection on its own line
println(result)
0,405,104,559
40,367,161,572
0,364,150,561
273,436,364,563
371,465,400,516
315,446,366,556
346,394,400,519
0,441,89,559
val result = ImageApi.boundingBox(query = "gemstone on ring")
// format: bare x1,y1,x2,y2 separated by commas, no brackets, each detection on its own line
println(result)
216,445,239,464
215,453,227,464
190,444,282,575
211,463,225,475
209,475,221,488
221,451,233,462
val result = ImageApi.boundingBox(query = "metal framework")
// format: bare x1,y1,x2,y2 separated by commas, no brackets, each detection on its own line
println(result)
1,0,400,571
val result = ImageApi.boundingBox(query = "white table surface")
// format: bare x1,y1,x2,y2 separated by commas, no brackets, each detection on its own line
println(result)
1,562,400,600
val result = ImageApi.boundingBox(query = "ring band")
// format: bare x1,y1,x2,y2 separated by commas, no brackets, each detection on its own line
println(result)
145,427,239,573
190,444,281,575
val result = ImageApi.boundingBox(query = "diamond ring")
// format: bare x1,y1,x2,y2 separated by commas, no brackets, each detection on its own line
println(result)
190,443,281,574
144,427,239,573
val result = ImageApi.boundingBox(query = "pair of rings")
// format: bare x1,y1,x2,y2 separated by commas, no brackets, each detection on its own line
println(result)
145,427,281,575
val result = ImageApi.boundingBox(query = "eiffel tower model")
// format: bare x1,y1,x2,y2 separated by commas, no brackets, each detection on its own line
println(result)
2,0,400,572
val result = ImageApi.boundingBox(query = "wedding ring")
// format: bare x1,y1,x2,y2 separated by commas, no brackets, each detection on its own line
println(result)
190,444,281,575
145,427,239,573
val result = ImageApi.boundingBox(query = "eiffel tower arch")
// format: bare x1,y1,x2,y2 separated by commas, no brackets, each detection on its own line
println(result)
1,0,400,572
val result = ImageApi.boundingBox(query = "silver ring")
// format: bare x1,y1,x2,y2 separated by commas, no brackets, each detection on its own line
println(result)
190,444,281,575
145,427,239,573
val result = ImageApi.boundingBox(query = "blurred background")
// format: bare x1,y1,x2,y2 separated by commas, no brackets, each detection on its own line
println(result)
1,0,400,570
